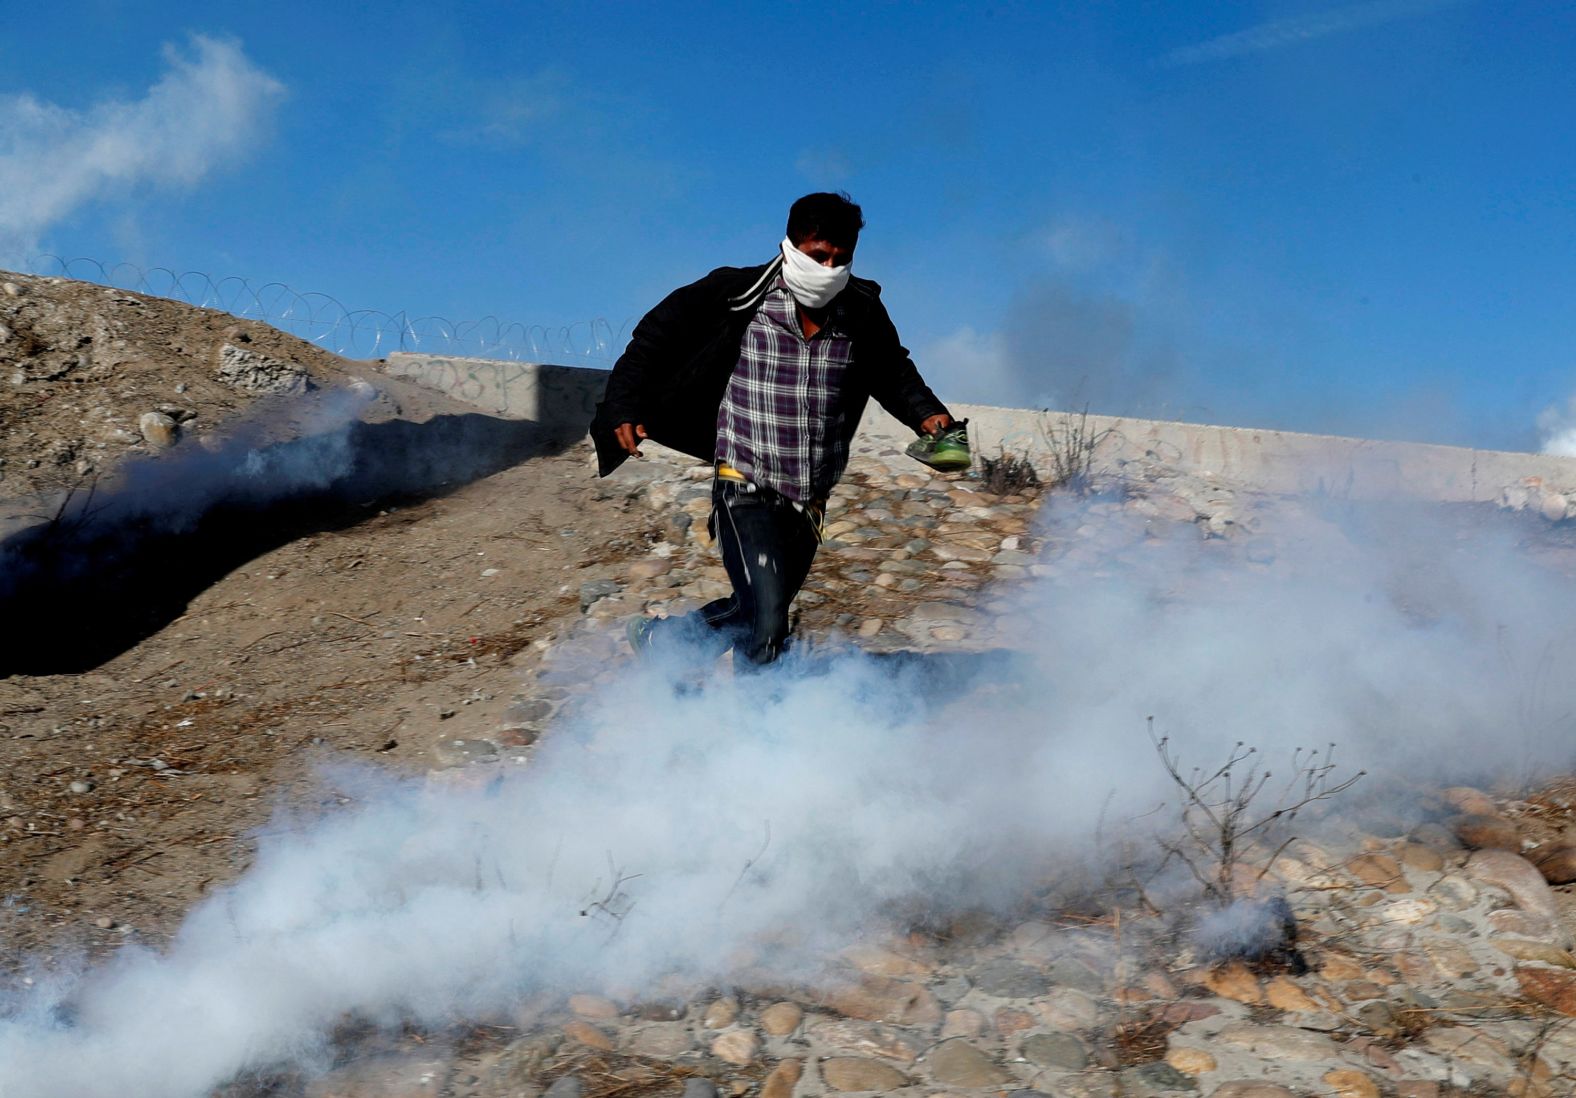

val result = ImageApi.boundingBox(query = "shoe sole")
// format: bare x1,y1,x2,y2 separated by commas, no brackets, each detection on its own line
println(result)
913,451,971,471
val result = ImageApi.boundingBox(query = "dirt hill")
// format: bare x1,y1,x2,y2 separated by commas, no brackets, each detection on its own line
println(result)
0,271,656,954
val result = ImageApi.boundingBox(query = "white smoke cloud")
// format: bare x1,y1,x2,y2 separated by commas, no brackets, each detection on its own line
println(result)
1164,0,1467,67
1537,397,1576,457
2,482,1573,1096
0,35,285,262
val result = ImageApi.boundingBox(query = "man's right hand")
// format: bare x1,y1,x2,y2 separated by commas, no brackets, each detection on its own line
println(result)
614,422,648,457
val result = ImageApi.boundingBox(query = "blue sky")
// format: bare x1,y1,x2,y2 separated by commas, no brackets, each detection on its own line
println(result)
2,1,1573,451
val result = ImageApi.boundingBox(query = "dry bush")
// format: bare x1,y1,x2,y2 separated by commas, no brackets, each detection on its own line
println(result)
1040,407,1111,494
977,448,1040,495
1147,719,1365,906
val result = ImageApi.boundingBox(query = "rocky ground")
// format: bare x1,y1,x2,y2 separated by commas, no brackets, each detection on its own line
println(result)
5,273,1576,1096
371,444,1576,1098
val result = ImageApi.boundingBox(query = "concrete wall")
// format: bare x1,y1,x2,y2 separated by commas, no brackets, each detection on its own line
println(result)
378,353,1576,503
384,352,606,425
858,404,1576,503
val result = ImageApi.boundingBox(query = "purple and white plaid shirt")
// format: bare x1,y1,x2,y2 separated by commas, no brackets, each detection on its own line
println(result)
715,276,853,502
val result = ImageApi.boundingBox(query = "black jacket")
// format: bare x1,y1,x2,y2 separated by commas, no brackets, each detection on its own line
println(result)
590,256,949,478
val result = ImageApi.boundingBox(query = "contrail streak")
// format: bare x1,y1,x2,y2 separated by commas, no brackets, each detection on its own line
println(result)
1164,0,1467,67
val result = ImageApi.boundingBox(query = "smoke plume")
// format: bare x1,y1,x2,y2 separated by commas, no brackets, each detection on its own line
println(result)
0,385,564,676
1,481,1573,1095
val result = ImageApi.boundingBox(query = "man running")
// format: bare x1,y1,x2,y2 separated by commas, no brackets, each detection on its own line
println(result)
590,192,968,667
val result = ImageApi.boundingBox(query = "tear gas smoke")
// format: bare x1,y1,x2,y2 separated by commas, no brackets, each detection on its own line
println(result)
0,386,561,675
1,484,1573,1096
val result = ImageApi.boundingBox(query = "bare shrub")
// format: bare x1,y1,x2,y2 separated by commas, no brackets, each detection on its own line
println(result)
977,448,1040,495
1040,407,1111,494
1146,718,1365,905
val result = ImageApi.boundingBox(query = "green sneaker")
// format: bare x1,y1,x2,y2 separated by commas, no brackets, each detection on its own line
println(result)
626,614,658,658
906,419,971,471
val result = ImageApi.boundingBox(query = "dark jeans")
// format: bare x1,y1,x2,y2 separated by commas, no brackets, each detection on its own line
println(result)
653,478,820,667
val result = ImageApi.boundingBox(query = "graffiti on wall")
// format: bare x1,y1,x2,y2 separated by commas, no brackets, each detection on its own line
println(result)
384,354,605,427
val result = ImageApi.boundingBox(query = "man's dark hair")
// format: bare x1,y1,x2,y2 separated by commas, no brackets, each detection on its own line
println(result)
786,192,865,248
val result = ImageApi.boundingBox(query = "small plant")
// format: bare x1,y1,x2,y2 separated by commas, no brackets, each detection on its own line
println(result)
1040,406,1111,494
1147,719,1365,905
977,448,1040,495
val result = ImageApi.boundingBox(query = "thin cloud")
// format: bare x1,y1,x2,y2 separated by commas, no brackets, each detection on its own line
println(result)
442,69,571,146
0,35,284,260
1164,0,1465,66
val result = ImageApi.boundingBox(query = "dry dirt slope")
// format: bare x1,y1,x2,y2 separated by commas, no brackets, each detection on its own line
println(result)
0,270,661,963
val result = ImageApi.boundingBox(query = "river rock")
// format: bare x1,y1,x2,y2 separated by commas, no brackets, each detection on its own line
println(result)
1493,940,1576,967
972,957,1052,999
1440,786,1499,816
820,1056,910,1092
842,943,933,978
1347,851,1405,888
1467,849,1560,923
759,1001,802,1035
1033,988,1101,1029
1215,1022,1342,1061
1020,1031,1088,1070
1202,961,1261,1004
304,1054,448,1098
1531,841,1576,884
808,1019,925,1063
1379,897,1438,925
1427,874,1478,910
1398,842,1446,872
710,1028,759,1065
626,1022,692,1058
925,1038,1012,1087
760,1060,802,1098
1452,814,1521,852
1489,908,1561,939
1516,967,1576,1015
821,976,940,1026
1164,1046,1216,1074
941,1008,985,1038
1323,1073,1382,1098
1263,976,1320,1012
1112,1061,1193,1092
702,997,738,1028
994,1006,1038,1035
561,1020,613,1050
1211,1085,1297,1098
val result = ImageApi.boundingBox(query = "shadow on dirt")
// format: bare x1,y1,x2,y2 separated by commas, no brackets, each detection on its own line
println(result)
0,413,573,676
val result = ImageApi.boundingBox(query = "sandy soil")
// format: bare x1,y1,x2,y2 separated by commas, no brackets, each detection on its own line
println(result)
0,271,656,970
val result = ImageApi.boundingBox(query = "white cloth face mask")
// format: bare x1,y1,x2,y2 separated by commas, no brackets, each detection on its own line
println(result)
779,237,851,308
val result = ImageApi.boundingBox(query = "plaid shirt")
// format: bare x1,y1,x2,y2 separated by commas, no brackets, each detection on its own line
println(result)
715,277,853,502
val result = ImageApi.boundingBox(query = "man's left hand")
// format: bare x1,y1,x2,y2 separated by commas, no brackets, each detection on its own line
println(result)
920,414,953,436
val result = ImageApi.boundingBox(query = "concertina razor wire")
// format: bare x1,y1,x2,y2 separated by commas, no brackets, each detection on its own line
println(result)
21,255,634,365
